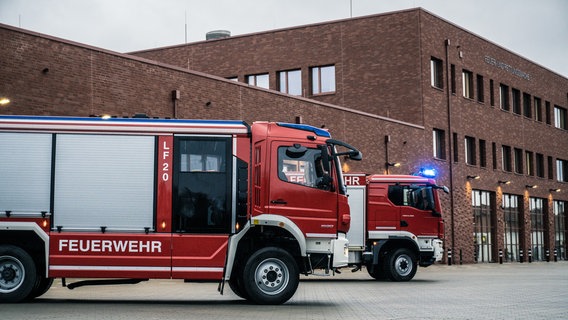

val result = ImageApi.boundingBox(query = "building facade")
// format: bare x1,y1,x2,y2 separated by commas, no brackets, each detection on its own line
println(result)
1,8,567,263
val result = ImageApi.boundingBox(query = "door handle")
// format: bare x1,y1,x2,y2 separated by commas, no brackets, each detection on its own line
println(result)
270,199,287,205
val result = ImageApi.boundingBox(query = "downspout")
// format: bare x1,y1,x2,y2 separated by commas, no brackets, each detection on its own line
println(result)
445,39,456,258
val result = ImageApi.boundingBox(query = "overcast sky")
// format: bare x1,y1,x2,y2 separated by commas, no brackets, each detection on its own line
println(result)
1,0,567,77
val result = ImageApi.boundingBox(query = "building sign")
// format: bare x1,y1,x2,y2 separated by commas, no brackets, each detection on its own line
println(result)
484,56,530,81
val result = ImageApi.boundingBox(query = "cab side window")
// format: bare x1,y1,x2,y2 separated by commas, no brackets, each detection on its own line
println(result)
388,185,434,211
278,146,331,190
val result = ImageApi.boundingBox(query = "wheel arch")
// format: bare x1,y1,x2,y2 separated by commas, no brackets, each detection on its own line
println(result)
0,222,49,277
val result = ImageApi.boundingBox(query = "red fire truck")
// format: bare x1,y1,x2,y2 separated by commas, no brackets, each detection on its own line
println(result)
0,115,361,304
343,172,447,281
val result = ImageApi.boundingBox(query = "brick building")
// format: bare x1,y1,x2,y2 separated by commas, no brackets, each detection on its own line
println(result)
1,8,567,263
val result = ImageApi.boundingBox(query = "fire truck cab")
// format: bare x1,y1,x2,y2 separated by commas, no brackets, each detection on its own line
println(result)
344,173,447,281
0,115,361,304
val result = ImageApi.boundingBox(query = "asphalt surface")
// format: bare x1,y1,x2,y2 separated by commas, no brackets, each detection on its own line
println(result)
4,261,568,320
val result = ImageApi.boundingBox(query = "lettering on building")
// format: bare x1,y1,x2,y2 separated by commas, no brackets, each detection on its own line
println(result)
484,56,531,81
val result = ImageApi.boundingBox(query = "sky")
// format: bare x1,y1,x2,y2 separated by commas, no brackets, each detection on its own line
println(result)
1,0,567,77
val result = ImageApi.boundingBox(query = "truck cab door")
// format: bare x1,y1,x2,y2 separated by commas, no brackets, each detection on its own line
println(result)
267,142,339,238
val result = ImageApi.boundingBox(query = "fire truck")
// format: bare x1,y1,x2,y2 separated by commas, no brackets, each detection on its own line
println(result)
0,115,361,304
343,172,447,281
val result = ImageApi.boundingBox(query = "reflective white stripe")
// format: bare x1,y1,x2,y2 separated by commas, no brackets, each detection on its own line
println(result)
49,265,170,272
306,233,336,238
375,226,397,230
172,267,223,272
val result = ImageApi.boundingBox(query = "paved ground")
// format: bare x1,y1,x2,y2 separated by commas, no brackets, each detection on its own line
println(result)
4,261,568,320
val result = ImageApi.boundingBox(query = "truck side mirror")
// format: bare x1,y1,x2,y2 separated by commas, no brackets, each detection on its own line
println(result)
348,150,362,161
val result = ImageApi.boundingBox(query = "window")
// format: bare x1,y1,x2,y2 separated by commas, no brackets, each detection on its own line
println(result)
453,132,459,162
548,156,554,180
554,200,567,260
462,70,474,99
503,194,522,262
523,92,532,118
557,159,568,182
492,142,497,170
278,146,330,190
477,74,484,103
430,57,444,89
311,65,335,94
227,76,238,82
489,79,495,106
530,198,546,261
451,64,456,94
278,69,302,96
479,139,487,168
502,145,512,172
512,88,521,115
388,185,435,211
246,73,269,89
500,84,510,111
174,137,232,233
534,97,542,122
536,153,545,178
465,136,476,165
546,101,551,125
554,105,567,129
473,190,495,262
525,151,534,176
433,129,446,160
514,148,523,174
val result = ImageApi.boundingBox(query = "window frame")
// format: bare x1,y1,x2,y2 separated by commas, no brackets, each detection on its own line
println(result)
311,65,336,95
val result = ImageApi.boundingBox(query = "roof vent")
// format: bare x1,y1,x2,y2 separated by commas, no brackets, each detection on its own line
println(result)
206,30,231,40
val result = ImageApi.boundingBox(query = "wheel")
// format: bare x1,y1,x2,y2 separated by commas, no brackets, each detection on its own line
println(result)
383,248,417,282
228,265,248,300
242,247,299,305
27,276,54,300
366,263,387,280
0,245,38,302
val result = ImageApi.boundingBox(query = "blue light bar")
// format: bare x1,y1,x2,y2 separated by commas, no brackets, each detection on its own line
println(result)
419,168,437,178
277,123,331,137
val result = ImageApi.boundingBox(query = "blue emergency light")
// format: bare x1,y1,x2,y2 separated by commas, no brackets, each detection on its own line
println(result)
418,168,437,178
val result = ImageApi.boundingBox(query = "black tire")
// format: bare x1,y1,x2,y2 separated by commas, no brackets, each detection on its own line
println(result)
242,247,299,305
228,265,248,300
383,248,417,282
27,276,54,300
0,245,38,303
366,263,388,280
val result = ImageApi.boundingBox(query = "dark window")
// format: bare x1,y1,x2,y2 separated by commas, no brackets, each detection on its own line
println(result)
431,57,444,89
502,145,512,172
433,129,446,160
465,136,476,165
453,132,459,163
451,64,456,94
512,88,521,115
523,92,532,118
536,153,545,178
534,97,542,122
479,139,487,168
548,156,554,180
489,79,495,106
477,74,484,103
546,101,551,125
492,142,497,170
500,84,510,111
173,137,232,233
514,148,523,174
388,185,435,211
